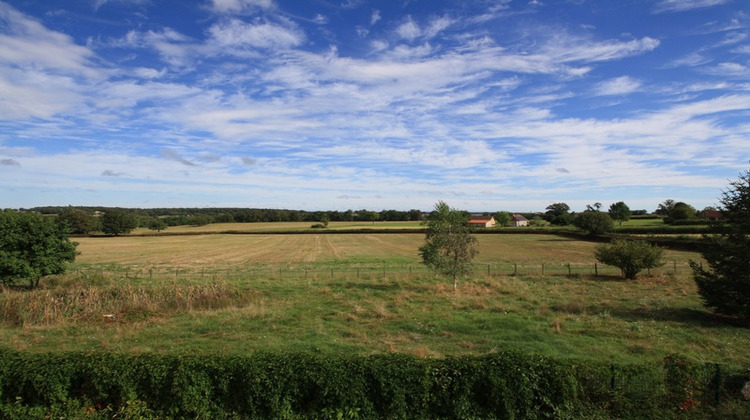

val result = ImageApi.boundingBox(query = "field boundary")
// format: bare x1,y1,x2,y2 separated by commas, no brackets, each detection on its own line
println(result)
72,259,694,283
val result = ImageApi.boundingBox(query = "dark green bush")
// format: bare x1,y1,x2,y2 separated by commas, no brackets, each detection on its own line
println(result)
0,349,746,419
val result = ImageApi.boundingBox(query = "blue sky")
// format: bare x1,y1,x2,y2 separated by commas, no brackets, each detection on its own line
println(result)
0,0,748,212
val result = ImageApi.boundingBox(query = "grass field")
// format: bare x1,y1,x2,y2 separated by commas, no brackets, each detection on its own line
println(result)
1,232,748,368
131,220,424,235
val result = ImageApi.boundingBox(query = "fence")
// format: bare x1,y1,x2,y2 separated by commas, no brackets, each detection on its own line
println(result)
72,260,695,283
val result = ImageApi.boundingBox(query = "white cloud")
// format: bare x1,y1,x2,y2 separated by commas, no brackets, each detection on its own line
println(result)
370,10,381,26
653,0,731,13
210,0,275,14
665,52,710,68
594,76,642,96
396,16,421,41
208,19,304,50
545,36,660,63
703,62,749,76
119,28,195,66
394,15,454,42
0,5,96,77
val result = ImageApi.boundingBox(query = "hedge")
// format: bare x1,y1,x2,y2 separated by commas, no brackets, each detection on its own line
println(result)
0,349,747,419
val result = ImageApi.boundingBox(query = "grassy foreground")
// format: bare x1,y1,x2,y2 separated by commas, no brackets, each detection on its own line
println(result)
1,233,748,368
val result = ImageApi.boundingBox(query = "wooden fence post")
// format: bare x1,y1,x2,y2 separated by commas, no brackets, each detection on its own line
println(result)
595,263,598,277
567,263,572,276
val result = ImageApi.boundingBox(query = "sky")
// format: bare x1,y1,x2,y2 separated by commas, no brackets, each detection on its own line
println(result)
0,0,749,213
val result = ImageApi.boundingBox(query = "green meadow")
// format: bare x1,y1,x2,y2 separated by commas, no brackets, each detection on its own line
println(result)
1,230,747,369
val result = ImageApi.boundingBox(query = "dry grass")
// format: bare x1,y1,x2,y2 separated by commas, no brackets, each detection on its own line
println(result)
0,281,248,326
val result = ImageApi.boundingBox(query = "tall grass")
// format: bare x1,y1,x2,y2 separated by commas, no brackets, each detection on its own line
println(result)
0,281,247,326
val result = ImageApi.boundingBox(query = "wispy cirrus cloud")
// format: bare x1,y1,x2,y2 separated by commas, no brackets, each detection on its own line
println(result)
653,0,732,14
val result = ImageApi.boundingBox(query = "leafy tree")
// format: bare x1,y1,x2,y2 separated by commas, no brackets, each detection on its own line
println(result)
101,209,139,236
419,201,478,291
691,169,750,320
146,218,168,232
356,210,379,223
544,203,572,225
608,201,632,226
56,207,99,234
573,211,614,235
669,202,696,220
189,214,213,226
0,210,78,288
656,199,676,216
494,211,512,227
594,239,664,280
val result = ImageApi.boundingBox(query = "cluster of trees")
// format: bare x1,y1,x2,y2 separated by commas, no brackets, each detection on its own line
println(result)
44,206,427,235
537,201,632,235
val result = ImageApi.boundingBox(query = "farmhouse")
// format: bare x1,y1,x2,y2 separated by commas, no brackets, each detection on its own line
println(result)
468,216,496,228
511,214,528,227
704,209,723,221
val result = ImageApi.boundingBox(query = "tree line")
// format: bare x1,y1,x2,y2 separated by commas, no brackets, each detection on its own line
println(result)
36,207,426,236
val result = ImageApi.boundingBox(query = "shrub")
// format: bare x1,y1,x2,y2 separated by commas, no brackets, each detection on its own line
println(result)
573,211,614,235
0,350,746,418
594,239,664,279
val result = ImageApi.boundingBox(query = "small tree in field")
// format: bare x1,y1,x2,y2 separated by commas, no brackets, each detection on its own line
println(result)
419,201,478,291
0,210,78,288
691,168,750,321
594,239,664,280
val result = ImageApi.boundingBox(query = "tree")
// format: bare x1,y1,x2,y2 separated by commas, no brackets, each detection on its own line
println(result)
419,201,478,291
691,168,750,320
669,202,696,220
56,207,99,234
573,211,614,235
146,217,168,232
656,199,676,216
544,203,572,225
608,201,632,226
586,202,602,212
494,211,512,227
0,210,78,288
188,214,212,226
101,208,138,236
594,239,664,280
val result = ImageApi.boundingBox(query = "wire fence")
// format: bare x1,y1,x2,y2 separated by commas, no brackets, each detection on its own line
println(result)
72,260,695,283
